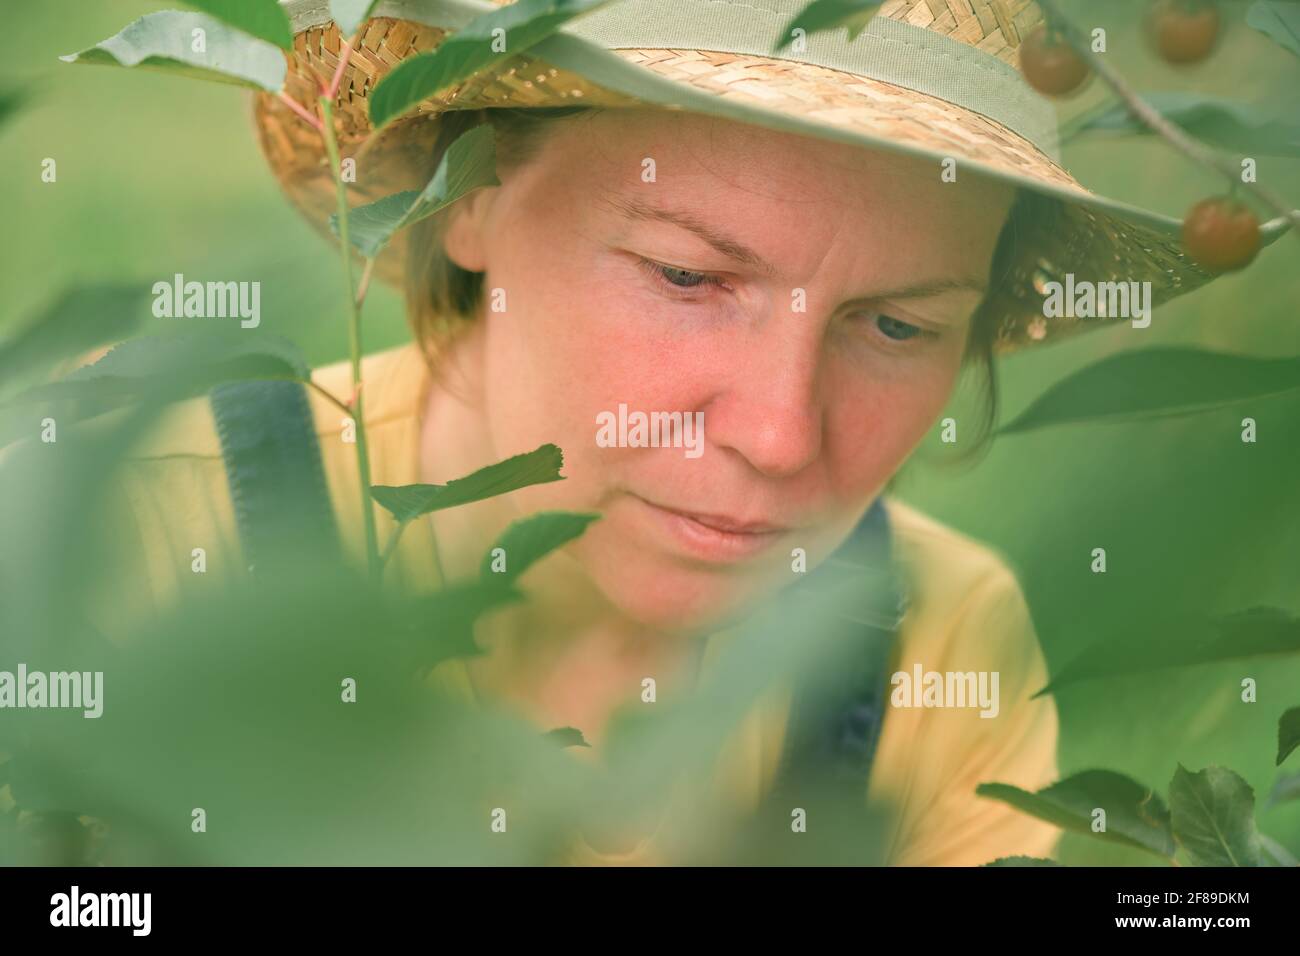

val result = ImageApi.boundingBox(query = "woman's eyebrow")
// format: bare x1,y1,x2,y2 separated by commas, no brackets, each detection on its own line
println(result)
600,193,987,298
600,193,777,277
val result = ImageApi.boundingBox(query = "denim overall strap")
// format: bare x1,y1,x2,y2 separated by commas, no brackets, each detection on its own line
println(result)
771,496,906,801
210,379,342,577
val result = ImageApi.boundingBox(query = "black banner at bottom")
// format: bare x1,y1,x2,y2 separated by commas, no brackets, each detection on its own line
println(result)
0,864,1286,941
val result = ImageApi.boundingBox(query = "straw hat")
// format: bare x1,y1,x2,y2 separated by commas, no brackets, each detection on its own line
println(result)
253,0,1290,352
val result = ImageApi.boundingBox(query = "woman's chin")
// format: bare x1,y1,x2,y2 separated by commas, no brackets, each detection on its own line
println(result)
577,537,786,634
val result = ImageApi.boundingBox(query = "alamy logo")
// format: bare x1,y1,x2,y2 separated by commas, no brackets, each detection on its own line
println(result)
152,273,261,328
595,403,705,459
890,664,1000,718
0,664,103,718
50,886,151,936
1041,274,1152,328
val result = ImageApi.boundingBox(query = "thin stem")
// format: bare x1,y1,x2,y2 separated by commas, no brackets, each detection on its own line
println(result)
356,257,377,310
306,380,352,417
378,520,410,572
276,91,322,132
1037,0,1300,234
326,38,354,101
320,95,381,581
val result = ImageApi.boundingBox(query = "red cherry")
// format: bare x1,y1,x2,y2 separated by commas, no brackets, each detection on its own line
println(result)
1145,0,1221,64
1181,197,1262,274
1019,26,1090,97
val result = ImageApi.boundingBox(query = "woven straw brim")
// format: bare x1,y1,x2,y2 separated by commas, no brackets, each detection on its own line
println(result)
252,15,1221,353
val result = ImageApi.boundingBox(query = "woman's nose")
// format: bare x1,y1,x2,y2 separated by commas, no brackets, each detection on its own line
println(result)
702,324,825,478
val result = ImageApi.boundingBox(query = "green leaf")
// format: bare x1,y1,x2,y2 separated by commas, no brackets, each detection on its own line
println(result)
976,770,1176,858
479,511,601,584
368,0,615,128
331,124,499,257
371,443,567,522
1033,607,1300,698
0,284,152,398
1169,765,1261,867
0,86,26,129
983,856,1061,866
773,0,883,52
330,0,381,38
1000,348,1300,435
398,580,525,670
181,0,292,51
1248,1,1300,58
1063,93,1300,158
1265,770,1300,809
61,11,288,92
2,331,309,412
543,726,591,748
1278,706,1300,765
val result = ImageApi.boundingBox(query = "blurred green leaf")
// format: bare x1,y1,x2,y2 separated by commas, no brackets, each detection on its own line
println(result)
999,348,1300,434
330,0,381,38
0,86,26,129
1266,770,1300,809
1169,765,1261,866
0,283,151,398
371,442,566,521
543,727,590,748
398,579,525,671
61,12,288,92
1279,706,1300,765
0,331,308,454
983,855,1062,866
181,0,293,51
1248,1,1300,58
479,511,601,584
1063,93,1300,157
1034,607,1300,698
331,124,499,257
368,0,615,128
773,0,883,51
976,770,1176,858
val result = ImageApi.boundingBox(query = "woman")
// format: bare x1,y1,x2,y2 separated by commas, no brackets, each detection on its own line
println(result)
58,0,1262,865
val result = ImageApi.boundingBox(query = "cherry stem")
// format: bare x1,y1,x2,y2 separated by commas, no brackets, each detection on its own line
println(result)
326,36,356,102
276,91,322,132
1036,0,1300,237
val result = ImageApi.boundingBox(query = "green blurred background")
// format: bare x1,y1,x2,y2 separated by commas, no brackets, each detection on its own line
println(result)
2,0,1298,865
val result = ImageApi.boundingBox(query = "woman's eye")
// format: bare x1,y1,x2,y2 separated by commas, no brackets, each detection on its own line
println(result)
638,257,725,293
874,314,927,342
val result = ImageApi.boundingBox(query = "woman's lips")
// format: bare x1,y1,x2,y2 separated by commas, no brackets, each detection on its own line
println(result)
633,494,792,562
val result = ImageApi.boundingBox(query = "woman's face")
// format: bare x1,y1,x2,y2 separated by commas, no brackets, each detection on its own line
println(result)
441,108,1014,632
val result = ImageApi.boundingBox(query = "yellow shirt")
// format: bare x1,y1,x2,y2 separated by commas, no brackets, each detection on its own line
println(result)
52,340,1060,866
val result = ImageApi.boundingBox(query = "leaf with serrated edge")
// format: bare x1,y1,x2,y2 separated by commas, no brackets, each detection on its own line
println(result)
1169,765,1261,867
369,0,615,128
181,0,292,51
332,125,499,256
370,443,565,522
479,511,600,584
977,769,1176,858
61,11,287,92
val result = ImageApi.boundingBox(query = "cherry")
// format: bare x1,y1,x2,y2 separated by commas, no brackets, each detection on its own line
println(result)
1181,197,1262,274
1019,26,1090,97
1145,0,1221,64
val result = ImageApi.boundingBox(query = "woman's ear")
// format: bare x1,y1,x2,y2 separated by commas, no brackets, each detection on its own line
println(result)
442,187,497,272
